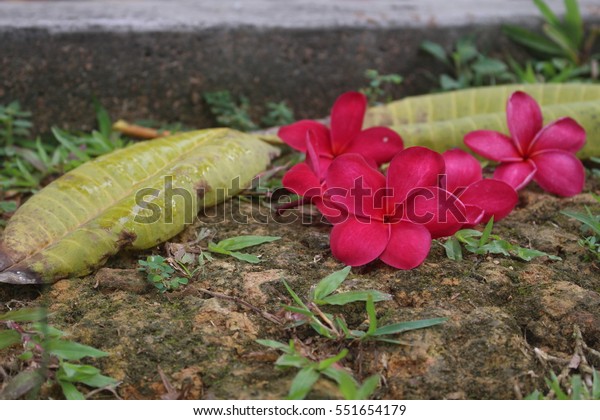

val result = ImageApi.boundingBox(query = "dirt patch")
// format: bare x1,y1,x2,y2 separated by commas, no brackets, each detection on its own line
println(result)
0,175,599,399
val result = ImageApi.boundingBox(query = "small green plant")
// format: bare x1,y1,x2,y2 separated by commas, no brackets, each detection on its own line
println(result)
207,235,281,263
503,0,596,66
0,200,17,227
138,255,189,292
204,91,296,130
203,91,258,131
260,101,295,127
0,101,32,149
309,266,390,306
503,0,598,82
282,267,447,343
441,217,561,262
507,55,592,83
561,195,600,260
0,101,127,194
0,307,118,400
421,37,515,91
359,69,403,104
256,268,446,399
256,340,380,400
526,370,600,400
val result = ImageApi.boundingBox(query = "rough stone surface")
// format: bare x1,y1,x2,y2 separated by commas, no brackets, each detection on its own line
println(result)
1,0,599,132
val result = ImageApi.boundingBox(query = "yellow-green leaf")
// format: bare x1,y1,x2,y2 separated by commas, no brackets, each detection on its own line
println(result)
0,128,278,284
364,84,600,159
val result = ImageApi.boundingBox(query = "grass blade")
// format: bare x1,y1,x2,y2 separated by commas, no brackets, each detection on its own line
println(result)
0,330,21,350
319,290,392,306
564,0,584,47
282,280,309,310
311,266,351,301
479,216,494,247
502,25,564,56
215,235,280,251
356,374,380,400
365,295,378,337
533,0,560,27
228,251,260,264
373,317,448,336
0,307,46,322
442,237,463,261
287,367,320,400
255,339,290,352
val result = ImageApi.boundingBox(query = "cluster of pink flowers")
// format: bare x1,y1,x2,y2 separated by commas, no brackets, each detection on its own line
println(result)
279,91,586,269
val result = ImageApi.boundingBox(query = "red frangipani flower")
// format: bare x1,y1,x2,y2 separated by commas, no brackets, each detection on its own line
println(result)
281,132,347,223
442,149,518,225
323,147,468,269
278,92,404,174
464,91,586,197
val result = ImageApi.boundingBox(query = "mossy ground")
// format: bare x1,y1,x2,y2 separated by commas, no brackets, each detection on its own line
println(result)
0,170,599,400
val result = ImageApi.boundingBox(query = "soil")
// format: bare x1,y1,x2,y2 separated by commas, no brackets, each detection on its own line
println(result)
0,167,599,400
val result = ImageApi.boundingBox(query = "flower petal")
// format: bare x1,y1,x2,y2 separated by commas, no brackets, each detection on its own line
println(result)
529,117,586,155
330,217,389,267
531,150,585,197
305,130,333,179
506,91,543,154
386,147,445,210
442,149,483,194
464,130,522,162
493,160,537,191
344,127,404,165
404,186,467,238
464,205,485,226
278,120,332,154
314,198,348,224
330,92,367,154
380,221,431,270
459,179,518,223
325,154,386,220
282,163,322,198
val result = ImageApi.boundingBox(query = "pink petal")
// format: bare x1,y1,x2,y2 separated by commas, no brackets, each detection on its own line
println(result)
531,151,585,197
459,179,518,223
345,127,404,165
528,117,586,155
493,160,537,191
314,198,348,224
404,186,467,238
282,163,321,198
305,131,333,179
442,149,483,194
464,205,485,226
380,221,431,270
330,92,367,155
386,147,445,211
464,130,522,162
330,217,389,267
506,91,543,154
278,120,332,155
325,154,386,220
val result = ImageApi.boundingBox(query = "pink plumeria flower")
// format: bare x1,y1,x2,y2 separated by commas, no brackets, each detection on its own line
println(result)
464,91,586,197
278,91,404,174
442,149,518,226
282,132,347,223
323,147,467,269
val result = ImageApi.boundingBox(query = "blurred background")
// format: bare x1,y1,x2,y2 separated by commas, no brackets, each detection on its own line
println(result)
1,0,599,134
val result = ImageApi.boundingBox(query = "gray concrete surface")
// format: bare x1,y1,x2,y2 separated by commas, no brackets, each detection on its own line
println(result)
1,0,599,133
